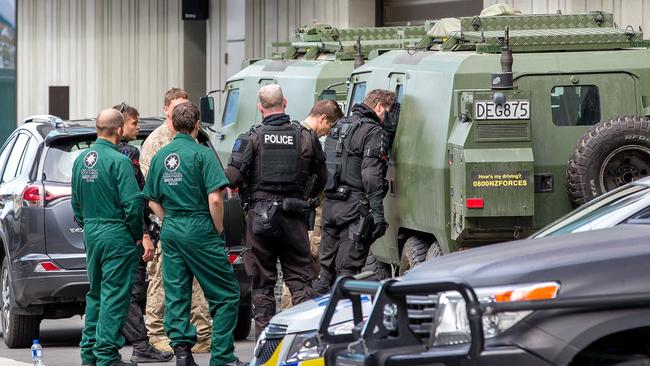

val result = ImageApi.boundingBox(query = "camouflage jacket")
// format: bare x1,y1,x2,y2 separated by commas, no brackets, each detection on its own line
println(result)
140,122,174,178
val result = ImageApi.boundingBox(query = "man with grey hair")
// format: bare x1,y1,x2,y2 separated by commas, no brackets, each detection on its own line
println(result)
72,108,144,366
226,84,327,336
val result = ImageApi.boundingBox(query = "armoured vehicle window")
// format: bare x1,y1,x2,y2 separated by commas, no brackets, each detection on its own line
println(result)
551,85,601,126
349,82,367,114
222,88,240,127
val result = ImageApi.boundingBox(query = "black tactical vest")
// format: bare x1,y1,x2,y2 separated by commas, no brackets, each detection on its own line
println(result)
324,118,364,192
251,122,307,193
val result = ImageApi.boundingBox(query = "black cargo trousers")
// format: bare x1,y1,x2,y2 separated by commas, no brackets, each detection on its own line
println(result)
319,195,374,285
120,256,148,345
243,202,317,337
117,141,149,348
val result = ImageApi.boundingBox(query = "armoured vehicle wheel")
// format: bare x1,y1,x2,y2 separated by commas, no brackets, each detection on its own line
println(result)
362,254,391,280
233,304,252,340
425,241,443,261
567,116,650,206
399,237,430,276
1,257,40,348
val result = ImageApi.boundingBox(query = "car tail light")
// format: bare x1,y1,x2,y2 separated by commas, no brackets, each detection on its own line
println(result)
44,185,71,204
34,261,62,272
228,253,242,265
466,198,484,209
23,185,71,207
22,186,43,207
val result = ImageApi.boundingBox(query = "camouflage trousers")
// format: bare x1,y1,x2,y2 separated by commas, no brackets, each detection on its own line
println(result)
280,206,321,309
146,244,212,352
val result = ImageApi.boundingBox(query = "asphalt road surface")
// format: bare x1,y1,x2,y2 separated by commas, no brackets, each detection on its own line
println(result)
0,317,256,366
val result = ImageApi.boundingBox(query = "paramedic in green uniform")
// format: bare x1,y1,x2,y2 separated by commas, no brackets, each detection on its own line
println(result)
72,108,144,366
143,102,244,366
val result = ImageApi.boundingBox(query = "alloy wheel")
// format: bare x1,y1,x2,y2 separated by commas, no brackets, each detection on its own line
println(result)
1,264,10,337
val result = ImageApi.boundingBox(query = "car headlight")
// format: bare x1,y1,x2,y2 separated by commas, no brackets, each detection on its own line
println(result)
285,322,356,363
433,282,560,346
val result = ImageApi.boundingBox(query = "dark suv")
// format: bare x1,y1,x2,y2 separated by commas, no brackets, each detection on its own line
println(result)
0,115,250,348
321,224,650,366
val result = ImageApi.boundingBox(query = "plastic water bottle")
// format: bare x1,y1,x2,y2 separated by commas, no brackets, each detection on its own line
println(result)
31,339,43,366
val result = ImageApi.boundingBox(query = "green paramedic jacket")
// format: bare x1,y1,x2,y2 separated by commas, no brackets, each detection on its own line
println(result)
71,138,144,241
142,133,229,219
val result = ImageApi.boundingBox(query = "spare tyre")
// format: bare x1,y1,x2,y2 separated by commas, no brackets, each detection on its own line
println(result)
567,116,650,206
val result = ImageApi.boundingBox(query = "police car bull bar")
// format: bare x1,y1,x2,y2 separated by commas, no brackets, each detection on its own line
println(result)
319,277,650,366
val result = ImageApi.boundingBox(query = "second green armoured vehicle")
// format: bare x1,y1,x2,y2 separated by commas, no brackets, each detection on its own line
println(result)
201,23,429,246
349,11,650,274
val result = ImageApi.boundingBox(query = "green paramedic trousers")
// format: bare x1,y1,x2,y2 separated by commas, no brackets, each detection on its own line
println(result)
161,216,240,366
80,222,139,366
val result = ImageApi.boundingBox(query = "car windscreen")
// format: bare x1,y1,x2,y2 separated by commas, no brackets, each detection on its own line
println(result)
44,138,145,183
532,184,650,238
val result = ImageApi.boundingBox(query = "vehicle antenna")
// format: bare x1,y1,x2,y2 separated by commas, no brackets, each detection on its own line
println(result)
354,36,365,69
491,26,513,90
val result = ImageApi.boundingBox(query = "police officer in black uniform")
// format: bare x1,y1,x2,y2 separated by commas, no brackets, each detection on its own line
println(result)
225,84,327,337
313,89,399,295
114,103,173,363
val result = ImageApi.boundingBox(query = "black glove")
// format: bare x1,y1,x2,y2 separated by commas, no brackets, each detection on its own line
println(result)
372,221,388,239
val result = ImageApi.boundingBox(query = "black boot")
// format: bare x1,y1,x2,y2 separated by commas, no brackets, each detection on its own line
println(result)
131,341,174,363
312,270,332,295
174,343,198,366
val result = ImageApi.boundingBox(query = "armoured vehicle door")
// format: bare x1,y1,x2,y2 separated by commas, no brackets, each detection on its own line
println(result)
515,73,638,228
355,71,407,265
373,73,406,264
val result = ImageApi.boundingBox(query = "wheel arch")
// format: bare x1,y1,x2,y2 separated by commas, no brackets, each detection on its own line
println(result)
557,312,650,365
395,228,440,258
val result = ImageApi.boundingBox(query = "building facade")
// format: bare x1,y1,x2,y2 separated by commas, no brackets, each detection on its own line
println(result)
14,0,650,124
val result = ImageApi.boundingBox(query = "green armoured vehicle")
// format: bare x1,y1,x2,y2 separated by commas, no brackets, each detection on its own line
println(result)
201,23,429,244
348,11,650,275
207,23,429,161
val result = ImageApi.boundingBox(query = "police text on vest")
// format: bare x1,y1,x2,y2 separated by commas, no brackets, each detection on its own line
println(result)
264,134,294,145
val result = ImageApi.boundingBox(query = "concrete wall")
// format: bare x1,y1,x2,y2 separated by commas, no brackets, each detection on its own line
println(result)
206,0,375,109
17,0,203,122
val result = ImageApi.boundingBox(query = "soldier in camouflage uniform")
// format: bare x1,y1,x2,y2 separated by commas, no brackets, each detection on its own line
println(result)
140,88,213,353
280,100,343,309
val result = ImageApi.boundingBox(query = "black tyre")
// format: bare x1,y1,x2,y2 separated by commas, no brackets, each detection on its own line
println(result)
1,257,40,348
362,254,391,280
399,237,430,276
425,241,443,261
567,116,650,206
233,303,252,340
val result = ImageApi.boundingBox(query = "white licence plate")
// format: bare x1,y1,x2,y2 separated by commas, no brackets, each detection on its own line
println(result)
474,100,530,120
